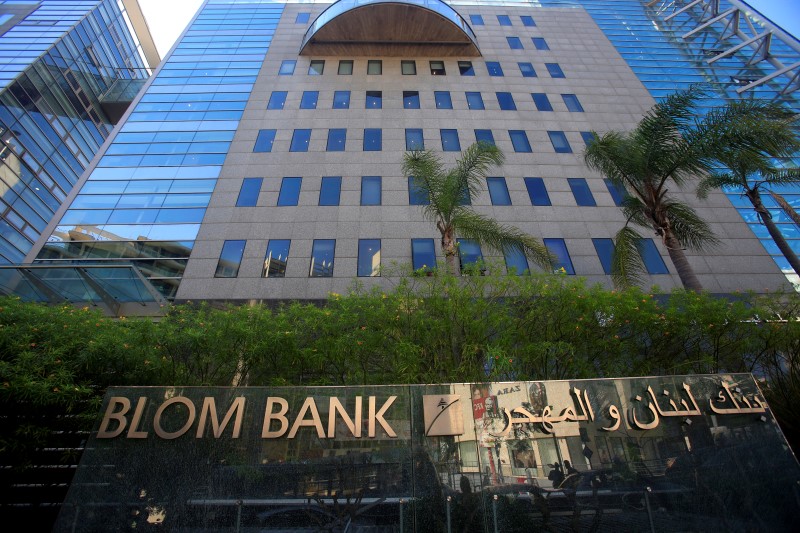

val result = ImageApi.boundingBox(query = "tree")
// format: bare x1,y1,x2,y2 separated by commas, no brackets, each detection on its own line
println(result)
769,190,800,227
584,86,720,291
402,142,552,275
696,99,800,276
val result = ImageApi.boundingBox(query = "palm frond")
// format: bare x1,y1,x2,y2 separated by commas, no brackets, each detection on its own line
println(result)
662,201,720,251
697,173,745,199
584,131,638,187
452,141,505,203
619,195,650,228
612,226,647,289
402,149,449,224
763,168,800,186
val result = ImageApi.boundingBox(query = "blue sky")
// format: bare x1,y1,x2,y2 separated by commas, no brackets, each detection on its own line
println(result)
743,0,800,41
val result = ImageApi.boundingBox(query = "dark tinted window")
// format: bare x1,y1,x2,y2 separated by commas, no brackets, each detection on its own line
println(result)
548,131,572,153
267,91,287,110
326,129,346,151
254,129,276,152
236,177,262,207
412,238,436,271
532,93,553,111
358,239,381,277
310,240,335,277
215,240,246,278
263,240,290,277
277,177,302,206
568,178,596,206
524,177,551,206
319,176,342,206
403,91,420,109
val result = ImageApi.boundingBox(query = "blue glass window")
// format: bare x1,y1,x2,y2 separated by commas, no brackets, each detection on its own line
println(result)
364,129,382,151
254,129,276,152
521,15,536,27
236,177,262,207
592,238,615,275
308,60,325,75
486,62,504,77
300,91,319,109
406,128,424,150
326,129,346,151
215,240,246,278
361,176,382,205
319,176,342,206
605,179,627,206
469,14,484,26
408,176,429,205
263,240,290,277
441,129,461,152
333,90,351,109
401,60,417,75
524,177,551,206
487,177,511,205
403,91,420,109
296,13,310,23
277,177,302,206
507,36,523,49
532,37,549,50
310,239,335,277
279,60,296,75
338,60,353,75
532,93,553,111
290,129,311,152
504,247,530,275
546,63,565,78
544,238,575,275
568,178,596,206
497,92,516,110
497,15,512,26
368,60,382,75
466,92,485,110
518,62,537,77
366,90,382,109
459,61,475,76
358,239,381,277
412,238,436,271
562,94,584,112
581,131,597,146
435,91,453,109
640,239,669,274
509,130,532,153
475,130,495,146
457,239,484,272
549,131,573,153
430,61,446,75
267,91,287,110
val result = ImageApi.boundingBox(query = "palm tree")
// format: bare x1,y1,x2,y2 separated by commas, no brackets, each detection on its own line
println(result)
402,142,553,276
584,86,720,292
769,191,800,228
697,100,800,276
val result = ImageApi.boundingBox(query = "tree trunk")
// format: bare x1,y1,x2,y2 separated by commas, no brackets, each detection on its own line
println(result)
769,190,800,228
751,190,800,275
663,229,704,292
439,222,459,276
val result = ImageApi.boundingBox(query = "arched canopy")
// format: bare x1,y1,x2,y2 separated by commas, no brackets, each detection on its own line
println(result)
300,0,480,57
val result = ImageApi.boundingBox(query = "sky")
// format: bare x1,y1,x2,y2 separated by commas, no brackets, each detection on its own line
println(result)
136,0,800,59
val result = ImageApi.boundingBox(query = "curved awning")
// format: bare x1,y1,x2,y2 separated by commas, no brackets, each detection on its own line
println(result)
300,0,480,57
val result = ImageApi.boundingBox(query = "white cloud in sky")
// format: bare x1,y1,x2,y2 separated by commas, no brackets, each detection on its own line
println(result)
138,0,204,57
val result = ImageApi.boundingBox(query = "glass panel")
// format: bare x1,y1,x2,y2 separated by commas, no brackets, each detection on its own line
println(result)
367,60,382,75
549,131,573,153
593,238,615,274
253,129,276,152
338,60,353,75
363,129,382,151
497,92,516,110
605,179,627,206
412,238,436,271
403,91,420,109
290,129,311,152
524,177,551,206
532,37,549,50
277,177,302,206
434,91,452,109
487,177,511,206
236,177,262,207
319,176,342,206
475,130,495,145
326,129,346,152
581,131,597,146
365,91,382,109
401,60,416,75
521,15,536,27
300,91,319,109
357,239,381,277
295,13,310,23
562,94,584,112
361,176,381,206
405,129,424,151
497,15,512,26
333,90,350,109
518,62,537,77
532,93,553,111
469,14,484,25
408,176,429,205
279,60,295,75
430,61,445,75
309,239,335,277
441,129,461,152
640,239,669,274
504,247,530,275
546,63,565,78
457,238,483,273
486,61,504,77
544,238,575,275
568,178,596,206
458,61,475,76
267,91,286,110
507,36,523,49
509,130,532,153
263,239,290,277
214,239,246,277
308,60,325,75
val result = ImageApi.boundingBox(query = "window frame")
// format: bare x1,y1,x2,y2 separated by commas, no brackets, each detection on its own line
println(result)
278,60,296,75
236,177,262,207
568,177,597,206
412,238,437,271
544,238,575,275
401,60,417,75
430,60,446,75
524,177,551,206
365,90,383,109
509,130,532,153
458,61,475,76
518,62,537,77
405,128,424,150
289,129,312,152
253,129,276,152
440,129,461,152
531,93,553,111
363,128,382,151
326,128,346,152
562,93,584,112
215,240,246,278
299,90,319,109
367,59,382,75
263,240,290,278
277,177,302,206
319,176,342,206
434,91,453,109
267,91,287,110
308,60,325,75
361,176,382,206
309,239,336,277
548,130,573,153
357,239,382,277
338,60,353,75
466,91,485,110
487,177,512,206
403,90,421,109
486,61,504,77
333,90,351,109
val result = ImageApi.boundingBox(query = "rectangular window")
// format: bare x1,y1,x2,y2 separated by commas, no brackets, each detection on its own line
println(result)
300,91,319,109
267,91,287,110
361,176,382,205
531,93,553,111
524,177,551,206
401,60,417,75
308,60,325,75
640,239,669,274
358,239,381,277
290,129,311,152
441,129,461,152
486,61,504,77
338,60,353,75
497,92,516,111
548,131,573,153
434,91,453,109
408,176,429,205
457,239,484,273
309,239,335,277
487,177,512,205
546,63,565,78
532,37,549,50
469,14,484,26
592,238,614,275
504,248,530,275
507,36,524,49
562,94,584,112
518,62,537,77
366,90,382,109
319,176,342,206
367,60,382,75
568,178,596,206
277,177,302,206
279,60,296,75
363,129,382,151
466,92,485,110
544,238,575,275
605,178,627,206
430,60,446,75
459,61,475,76
581,131,597,146
236,177,262,207
497,15,512,26
333,90,351,109
406,128,424,150
326,129,346,151
412,238,436,271
263,240,290,277
296,13,310,23
254,129,276,153
215,240,246,278
403,91,421,109
475,129,495,146
521,15,536,26
509,130,532,153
